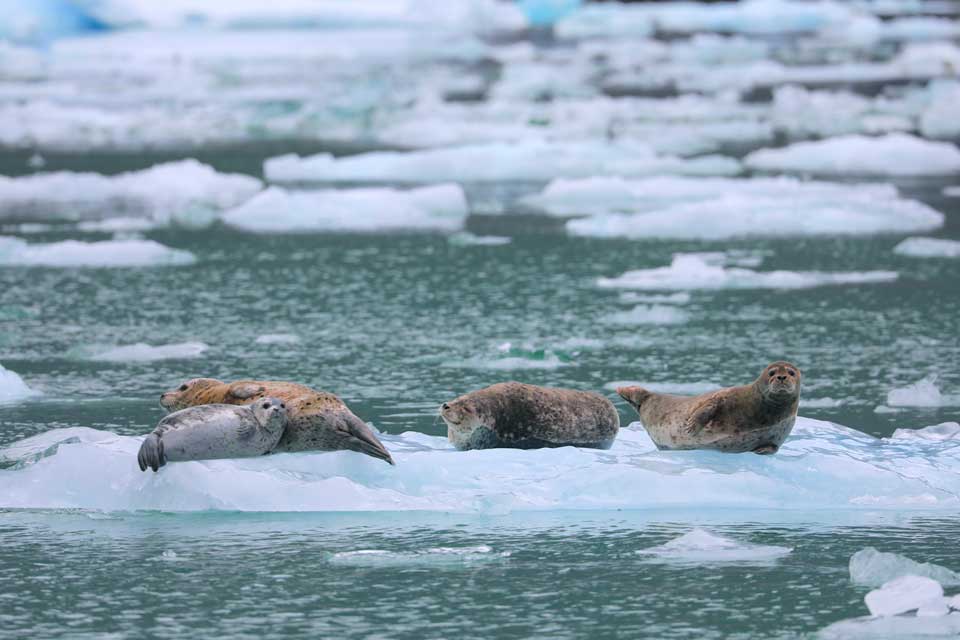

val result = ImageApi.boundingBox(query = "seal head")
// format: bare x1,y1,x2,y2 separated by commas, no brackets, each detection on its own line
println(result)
251,397,289,434
160,377,222,412
755,361,801,404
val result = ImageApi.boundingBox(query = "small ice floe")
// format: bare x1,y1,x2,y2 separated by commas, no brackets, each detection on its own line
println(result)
0,236,196,268
890,422,960,442
866,576,945,616
850,548,960,587
894,237,960,259
254,334,301,345
446,342,571,370
801,397,845,409
597,253,897,291
83,342,209,363
264,142,741,184
944,186,960,197
604,380,720,395
75,218,159,233
0,362,39,404
602,304,690,326
885,376,960,408
618,292,691,305
329,545,509,568
447,232,511,246
745,134,960,176
0,160,262,226
637,529,791,564
221,185,467,233
520,176,942,239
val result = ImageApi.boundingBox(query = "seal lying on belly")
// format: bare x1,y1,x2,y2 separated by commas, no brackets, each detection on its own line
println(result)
138,398,287,472
160,378,394,465
616,361,802,455
439,382,620,451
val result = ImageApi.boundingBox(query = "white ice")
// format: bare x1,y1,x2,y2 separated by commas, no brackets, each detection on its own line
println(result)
521,176,943,239
329,545,509,568
447,232,512,247
637,528,792,564
602,304,690,326
819,613,960,639
83,342,209,363
886,376,960,408
894,237,960,259
865,576,944,617
254,334,301,345
603,380,721,396
850,548,960,587
745,134,960,176
264,142,742,184
3,417,960,513
0,160,262,225
596,254,897,291
945,187,960,197
0,362,38,404
891,422,960,442
221,185,467,233
0,236,195,268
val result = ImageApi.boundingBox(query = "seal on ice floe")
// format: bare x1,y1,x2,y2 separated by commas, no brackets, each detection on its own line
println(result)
138,398,288,472
159,378,394,465
617,361,801,455
439,382,620,451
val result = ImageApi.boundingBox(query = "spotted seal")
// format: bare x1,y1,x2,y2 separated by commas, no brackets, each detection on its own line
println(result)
617,361,802,455
159,378,393,465
439,381,620,451
138,397,287,472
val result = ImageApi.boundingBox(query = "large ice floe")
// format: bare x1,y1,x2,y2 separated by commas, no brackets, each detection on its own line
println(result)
1,417,959,513
745,134,960,176
520,176,943,239
894,237,960,258
0,236,195,267
850,548,960,587
0,161,262,225
0,362,39,404
597,253,897,291
637,529,792,564
264,142,741,184
221,185,467,233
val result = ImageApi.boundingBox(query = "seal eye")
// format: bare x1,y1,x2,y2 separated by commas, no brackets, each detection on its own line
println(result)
179,384,188,391
280,403,285,409
262,403,270,409
787,370,795,377
769,370,776,377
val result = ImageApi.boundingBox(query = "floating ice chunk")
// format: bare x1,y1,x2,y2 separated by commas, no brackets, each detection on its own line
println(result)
517,0,581,26
819,613,960,639
745,134,960,176
554,5,654,39
84,342,209,363
851,548,960,587
254,334,301,345
446,343,572,371
894,237,960,258
618,292,692,305
3,416,960,512
865,576,944,617
882,16,960,40
886,376,960,407
447,232,511,247
604,380,721,395
944,187,960,197
638,529,792,564
0,362,38,404
801,397,845,409
221,185,467,233
603,304,690,326
0,236,195,268
522,176,943,239
597,254,897,291
0,160,262,225
264,142,742,184
891,422,960,442
75,218,159,233
329,545,508,567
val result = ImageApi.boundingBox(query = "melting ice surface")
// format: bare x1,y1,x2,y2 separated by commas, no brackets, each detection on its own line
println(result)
637,529,792,564
0,236,195,267
0,363,38,404
849,548,960,587
2,417,959,513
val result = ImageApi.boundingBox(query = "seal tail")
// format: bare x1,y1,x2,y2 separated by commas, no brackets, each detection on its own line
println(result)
616,386,652,412
137,434,166,473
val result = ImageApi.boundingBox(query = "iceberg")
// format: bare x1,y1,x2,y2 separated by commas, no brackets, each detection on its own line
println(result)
0,236,195,268
886,376,960,408
850,548,960,587
521,176,943,239
264,142,742,184
596,254,897,291
745,134,960,176
0,362,38,404
0,160,262,225
221,185,467,233
82,342,209,363
637,529,791,564
894,237,960,258
3,417,960,513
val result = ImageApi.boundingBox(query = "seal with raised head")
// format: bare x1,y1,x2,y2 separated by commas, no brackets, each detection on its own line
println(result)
159,378,394,465
616,361,802,455
439,381,620,451
138,397,288,472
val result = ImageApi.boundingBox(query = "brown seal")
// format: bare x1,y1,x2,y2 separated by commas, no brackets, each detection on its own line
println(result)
439,381,620,451
616,361,801,455
159,378,394,465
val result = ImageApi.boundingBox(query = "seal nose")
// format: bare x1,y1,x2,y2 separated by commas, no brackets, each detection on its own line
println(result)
776,375,787,382
441,403,450,411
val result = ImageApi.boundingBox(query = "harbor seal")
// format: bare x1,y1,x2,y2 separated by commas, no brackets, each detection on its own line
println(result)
616,361,801,455
439,381,620,451
159,378,394,465
138,397,288,472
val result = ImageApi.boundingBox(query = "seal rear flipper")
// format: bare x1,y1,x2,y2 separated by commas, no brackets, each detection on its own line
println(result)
137,434,166,473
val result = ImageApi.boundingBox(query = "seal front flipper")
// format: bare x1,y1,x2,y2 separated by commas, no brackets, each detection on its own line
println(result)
683,397,721,437
137,433,166,473
229,383,265,400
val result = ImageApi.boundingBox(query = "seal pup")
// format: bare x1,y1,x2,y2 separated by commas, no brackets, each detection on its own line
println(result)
439,382,620,451
138,397,288,472
617,361,801,455
159,378,394,465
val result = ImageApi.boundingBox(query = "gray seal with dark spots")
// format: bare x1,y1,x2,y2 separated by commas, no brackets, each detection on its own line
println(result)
439,381,620,451
617,361,801,455
138,397,288,472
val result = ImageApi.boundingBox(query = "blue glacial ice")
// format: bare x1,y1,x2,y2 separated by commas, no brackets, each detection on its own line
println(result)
0,0,106,44
1,417,959,513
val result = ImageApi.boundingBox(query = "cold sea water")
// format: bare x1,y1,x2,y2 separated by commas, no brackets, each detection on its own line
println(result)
2,1,960,638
